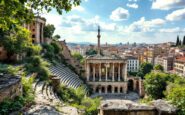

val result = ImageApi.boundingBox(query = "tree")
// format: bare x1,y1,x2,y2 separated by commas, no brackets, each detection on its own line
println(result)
144,72,169,99
86,49,97,55
43,24,55,38
0,26,33,60
183,36,185,45
137,62,153,79
166,86,185,114
154,64,164,71
53,34,61,40
176,35,180,46
0,0,81,31
72,53,83,62
179,40,182,46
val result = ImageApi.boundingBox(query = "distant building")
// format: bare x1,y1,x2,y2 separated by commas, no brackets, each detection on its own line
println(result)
174,57,185,77
125,56,139,72
154,56,174,72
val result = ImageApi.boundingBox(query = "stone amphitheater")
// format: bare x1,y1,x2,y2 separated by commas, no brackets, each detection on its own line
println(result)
25,64,87,115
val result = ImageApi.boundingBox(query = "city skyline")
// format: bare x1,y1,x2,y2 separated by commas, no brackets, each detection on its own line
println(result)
43,0,185,44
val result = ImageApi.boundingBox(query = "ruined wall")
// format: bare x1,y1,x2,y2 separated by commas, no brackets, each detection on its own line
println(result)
0,75,22,103
100,110,156,115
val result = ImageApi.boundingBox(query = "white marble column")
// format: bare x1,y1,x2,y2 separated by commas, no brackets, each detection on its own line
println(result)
93,64,95,81
112,63,115,81
99,63,101,81
105,65,108,81
112,86,114,94
124,63,127,81
105,87,107,94
118,63,120,81
87,63,90,81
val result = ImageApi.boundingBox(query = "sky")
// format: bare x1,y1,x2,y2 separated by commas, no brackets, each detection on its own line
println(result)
43,0,185,44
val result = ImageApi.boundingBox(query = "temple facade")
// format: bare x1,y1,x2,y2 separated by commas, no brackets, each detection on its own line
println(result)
85,26,128,94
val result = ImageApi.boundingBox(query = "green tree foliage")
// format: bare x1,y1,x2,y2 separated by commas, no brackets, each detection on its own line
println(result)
137,62,153,79
56,85,101,114
144,72,170,99
154,64,164,71
86,49,97,55
167,86,185,115
72,53,83,61
43,24,55,38
0,26,32,59
0,0,81,31
53,34,61,40
25,55,50,80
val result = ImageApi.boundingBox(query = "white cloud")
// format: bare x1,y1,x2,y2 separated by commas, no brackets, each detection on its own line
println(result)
152,0,185,10
125,17,166,32
166,8,185,21
110,7,129,21
128,0,138,2
72,6,85,12
159,27,185,33
126,3,138,9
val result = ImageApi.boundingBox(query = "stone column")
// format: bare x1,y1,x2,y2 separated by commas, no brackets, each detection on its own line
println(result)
112,86,114,94
112,63,115,81
93,64,95,81
118,87,120,93
87,63,90,81
105,87,107,94
124,63,127,81
105,65,108,81
118,63,120,81
99,63,101,81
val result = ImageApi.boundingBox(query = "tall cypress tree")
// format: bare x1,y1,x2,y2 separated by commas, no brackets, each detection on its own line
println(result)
176,35,180,46
179,40,182,46
183,36,185,45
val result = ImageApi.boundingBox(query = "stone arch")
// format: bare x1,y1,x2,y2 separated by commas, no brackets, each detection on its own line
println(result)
107,85,112,93
120,87,123,93
95,87,99,93
128,79,134,91
115,87,118,93
102,86,105,93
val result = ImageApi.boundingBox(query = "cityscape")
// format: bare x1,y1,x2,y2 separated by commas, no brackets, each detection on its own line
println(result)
0,0,185,115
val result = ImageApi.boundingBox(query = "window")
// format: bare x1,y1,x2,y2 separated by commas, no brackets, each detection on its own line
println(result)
32,34,35,38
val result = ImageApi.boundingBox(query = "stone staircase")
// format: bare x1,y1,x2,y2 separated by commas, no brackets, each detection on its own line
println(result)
49,64,88,92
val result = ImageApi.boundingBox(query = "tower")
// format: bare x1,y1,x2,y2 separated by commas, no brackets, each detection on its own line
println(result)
97,26,101,55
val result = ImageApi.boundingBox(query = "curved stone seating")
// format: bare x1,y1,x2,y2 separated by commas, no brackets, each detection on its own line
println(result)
49,64,87,92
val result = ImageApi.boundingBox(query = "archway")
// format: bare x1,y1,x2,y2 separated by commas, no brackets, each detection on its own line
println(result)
120,87,123,93
95,87,99,93
115,87,118,93
107,85,112,93
102,87,105,93
128,79,134,91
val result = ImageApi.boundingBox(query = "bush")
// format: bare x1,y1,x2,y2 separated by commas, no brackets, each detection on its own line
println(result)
26,45,42,57
144,72,169,99
56,85,101,114
0,63,20,75
25,56,50,80
154,64,164,71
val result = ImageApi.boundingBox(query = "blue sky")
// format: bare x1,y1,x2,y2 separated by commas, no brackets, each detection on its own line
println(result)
43,0,185,44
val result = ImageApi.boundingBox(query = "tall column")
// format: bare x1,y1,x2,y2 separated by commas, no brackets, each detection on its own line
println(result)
112,63,115,81
112,86,114,93
118,63,120,81
105,87,107,94
105,65,108,81
99,63,101,81
124,63,127,81
93,64,95,81
86,63,90,81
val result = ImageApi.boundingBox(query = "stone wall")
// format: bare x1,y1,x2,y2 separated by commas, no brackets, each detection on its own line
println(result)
0,74,22,103
99,100,177,115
